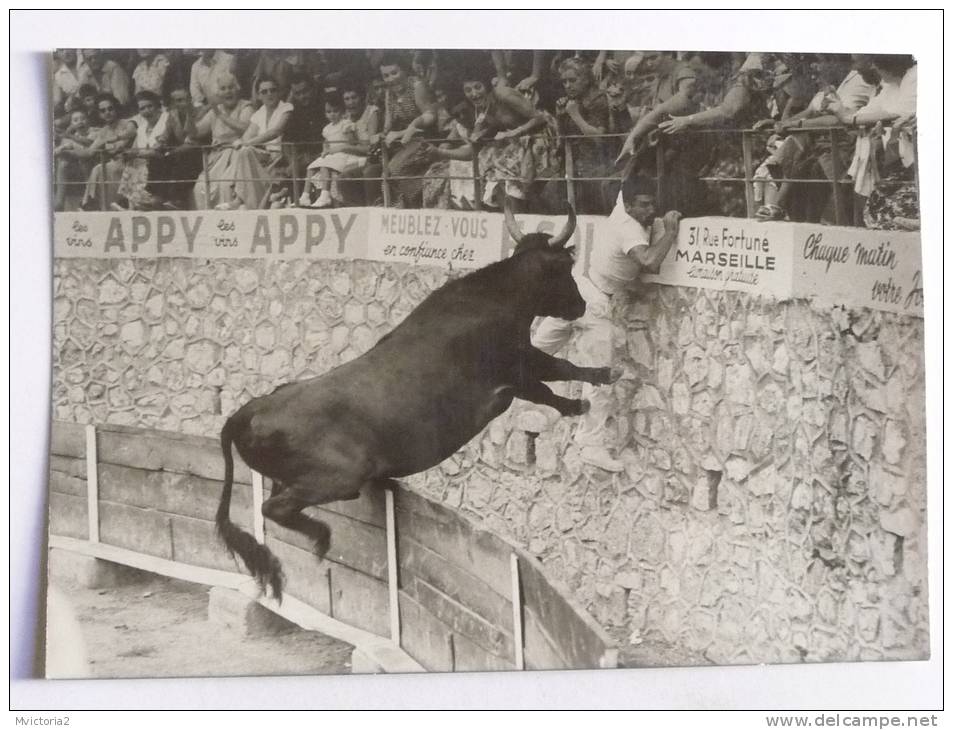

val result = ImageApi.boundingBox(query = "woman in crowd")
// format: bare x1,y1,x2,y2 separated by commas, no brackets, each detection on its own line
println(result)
250,50,292,105
191,73,254,209
370,53,437,208
554,56,612,214
115,90,171,210
74,93,136,210
202,76,293,210
131,49,171,96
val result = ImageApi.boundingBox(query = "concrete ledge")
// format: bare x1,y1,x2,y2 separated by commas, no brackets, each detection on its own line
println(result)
49,546,151,589
207,586,295,638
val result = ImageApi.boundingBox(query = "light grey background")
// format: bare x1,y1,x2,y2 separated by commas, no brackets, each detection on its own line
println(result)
10,8,944,710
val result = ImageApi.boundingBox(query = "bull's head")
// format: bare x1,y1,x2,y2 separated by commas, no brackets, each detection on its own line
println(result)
504,201,586,321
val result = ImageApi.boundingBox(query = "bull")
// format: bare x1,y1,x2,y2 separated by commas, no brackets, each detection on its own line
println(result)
216,203,621,600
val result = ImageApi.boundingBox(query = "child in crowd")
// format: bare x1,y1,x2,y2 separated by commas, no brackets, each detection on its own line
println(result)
299,92,366,208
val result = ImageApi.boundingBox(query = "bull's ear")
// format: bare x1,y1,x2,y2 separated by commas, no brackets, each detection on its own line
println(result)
564,245,577,258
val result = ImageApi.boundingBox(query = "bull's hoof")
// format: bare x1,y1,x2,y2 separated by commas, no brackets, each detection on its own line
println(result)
593,367,623,385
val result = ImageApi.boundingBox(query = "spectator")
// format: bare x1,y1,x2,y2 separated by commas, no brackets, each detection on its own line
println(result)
189,49,238,110
365,53,437,208
67,83,104,127
153,85,204,208
52,49,82,114
251,50,292,104
530,174,682,471
464,66,554,211
752,54,878,223
191,73,254,209
75,93,136,210
221,76,294,209
555,56,612,214
132,49,171,96
337,82,381,205
863,115,918,230
421,105,477,210
53,109,96,210
831,55,917,213
116,90,171,210
616,59,698,162
300,91,367,208
282,73,326,195
659,52,776,216
77,50,131,110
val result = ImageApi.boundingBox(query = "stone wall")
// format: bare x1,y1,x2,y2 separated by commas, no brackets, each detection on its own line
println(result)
51,257,929,665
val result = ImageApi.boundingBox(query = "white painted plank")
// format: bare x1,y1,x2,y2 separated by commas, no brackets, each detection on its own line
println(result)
510,553,524,670
84,425,99,543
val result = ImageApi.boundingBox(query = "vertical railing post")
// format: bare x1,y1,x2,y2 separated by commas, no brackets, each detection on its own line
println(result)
741,130,756,218
99,151,108,211
655,138,666,208
829,128,845,226
472,144,483,211
380,143,392,208
564,137,577,211
510,553,524,670
287,143,299,204
201,147,212,209
85,424,100,544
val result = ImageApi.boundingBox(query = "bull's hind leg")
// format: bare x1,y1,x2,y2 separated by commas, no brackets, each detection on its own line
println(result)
261,478,363,560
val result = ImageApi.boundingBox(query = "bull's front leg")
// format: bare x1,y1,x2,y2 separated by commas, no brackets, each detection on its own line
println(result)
514,380,590,416
521,346,622,386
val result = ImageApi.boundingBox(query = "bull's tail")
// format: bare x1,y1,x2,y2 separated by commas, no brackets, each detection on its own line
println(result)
217,419,285,601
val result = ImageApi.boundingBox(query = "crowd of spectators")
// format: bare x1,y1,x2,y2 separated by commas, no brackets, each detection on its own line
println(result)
52,48,919,229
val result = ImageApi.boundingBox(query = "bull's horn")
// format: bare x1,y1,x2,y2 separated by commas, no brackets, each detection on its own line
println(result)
503,198,525,244
549,203,577,248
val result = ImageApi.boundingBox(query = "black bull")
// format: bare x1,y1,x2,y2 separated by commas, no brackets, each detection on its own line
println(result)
217,204,621,599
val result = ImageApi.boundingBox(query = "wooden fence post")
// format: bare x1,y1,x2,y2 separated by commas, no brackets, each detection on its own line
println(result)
385,487,400,645
510,553,524,670
84,424,99,543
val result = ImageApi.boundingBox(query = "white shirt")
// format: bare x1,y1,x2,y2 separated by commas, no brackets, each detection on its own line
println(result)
247,100,294,152
588,192,652,295
132,111,169,149
835,69,876,112
859,65,917,119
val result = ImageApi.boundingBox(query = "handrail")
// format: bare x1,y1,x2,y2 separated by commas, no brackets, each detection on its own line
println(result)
54,125,915,227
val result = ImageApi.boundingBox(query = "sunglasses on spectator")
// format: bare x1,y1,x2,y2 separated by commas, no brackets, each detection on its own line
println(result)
98,105,116,112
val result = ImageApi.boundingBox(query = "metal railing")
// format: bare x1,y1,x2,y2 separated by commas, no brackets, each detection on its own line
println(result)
54,126,912,226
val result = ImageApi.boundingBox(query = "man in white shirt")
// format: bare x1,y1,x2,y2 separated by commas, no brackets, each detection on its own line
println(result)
532,176,682,471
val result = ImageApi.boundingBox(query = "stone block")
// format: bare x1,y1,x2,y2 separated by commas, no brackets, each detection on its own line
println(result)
48,548,150,589
207,586,295,638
